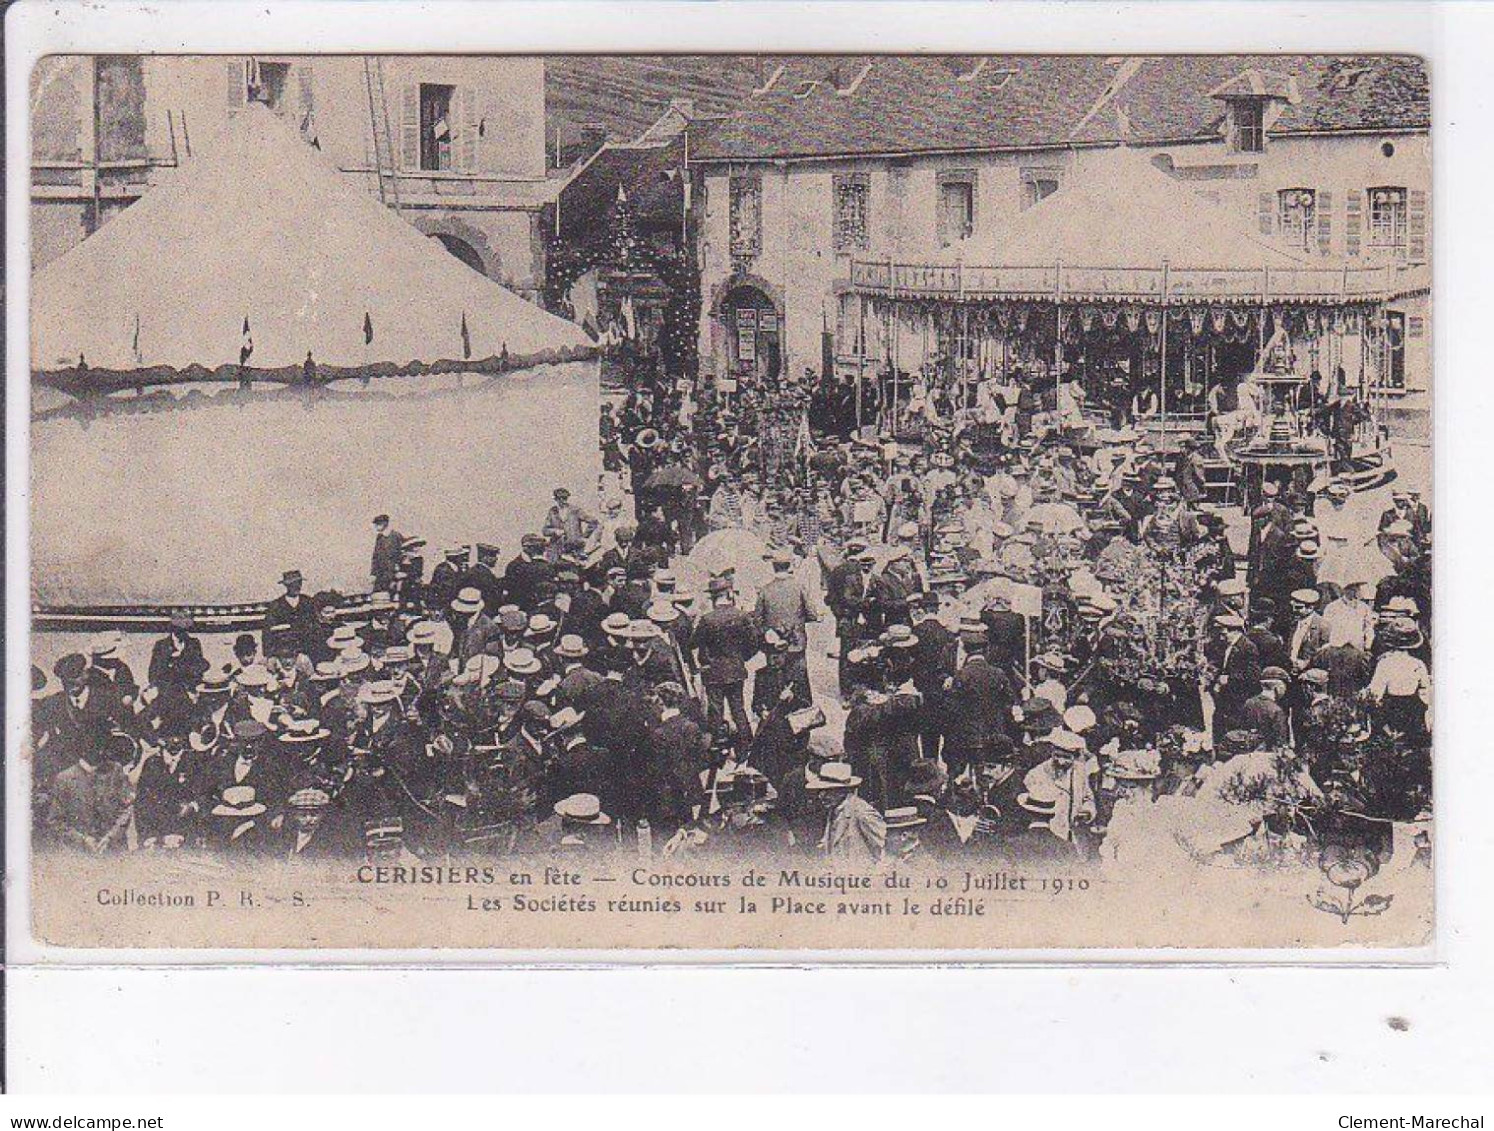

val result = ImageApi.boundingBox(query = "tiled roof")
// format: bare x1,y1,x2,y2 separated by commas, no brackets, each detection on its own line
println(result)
689,54,1429,161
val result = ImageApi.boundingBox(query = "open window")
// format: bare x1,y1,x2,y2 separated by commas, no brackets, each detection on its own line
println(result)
418,83,456,172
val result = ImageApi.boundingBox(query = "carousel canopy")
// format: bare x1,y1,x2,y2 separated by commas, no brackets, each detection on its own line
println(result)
950,148,1315,272
31,104,594,375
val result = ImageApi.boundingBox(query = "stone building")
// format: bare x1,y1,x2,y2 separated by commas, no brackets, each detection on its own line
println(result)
30,55,558,300
688,55,1430,411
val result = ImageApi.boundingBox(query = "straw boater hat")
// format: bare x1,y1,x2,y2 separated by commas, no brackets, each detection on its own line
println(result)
89,631,123,658
408,621,440,647
450,587,484,614
327,623,362,650
1291,588,1321,607
601,612,632,638
806,761,862,791
554,793,612,826
358,680,400,706
526,613,558,637
881,624,919,649
278,718,331,745
197,667,232,695
885,805,928,831
554,634,589,660
288,788,331,812
338,648,371,676
311,661,342,684
646,600,681,625
1379,617,1424,651
549,706,585,732
212,784,267,819
1384,595,1420,617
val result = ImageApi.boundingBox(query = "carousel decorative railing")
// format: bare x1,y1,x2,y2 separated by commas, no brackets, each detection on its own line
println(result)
850,259,1413,304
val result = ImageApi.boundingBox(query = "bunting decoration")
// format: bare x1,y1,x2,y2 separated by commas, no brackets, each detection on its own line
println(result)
1211,307,1227,334
1125,308,1142,333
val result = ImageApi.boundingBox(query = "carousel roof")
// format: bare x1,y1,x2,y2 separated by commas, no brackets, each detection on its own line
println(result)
947,148,1317,272
31,104,594,375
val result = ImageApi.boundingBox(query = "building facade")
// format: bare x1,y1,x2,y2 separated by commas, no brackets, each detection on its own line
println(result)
31,55,558,300
689,56,1430,409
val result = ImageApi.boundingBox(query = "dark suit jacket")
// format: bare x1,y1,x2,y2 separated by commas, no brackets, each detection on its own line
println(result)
692,607,761,686
945,656,1015,747
264,594,321,659
148,633,209,695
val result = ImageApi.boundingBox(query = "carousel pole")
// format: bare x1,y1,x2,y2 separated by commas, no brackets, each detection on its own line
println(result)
1054,259,1065,414
1160,260,1170,439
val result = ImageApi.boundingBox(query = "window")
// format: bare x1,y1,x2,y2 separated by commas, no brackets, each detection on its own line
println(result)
419,83,455,172
1277,188,1316,252
937,173,975,246
1021,166,1062,211
832,174,871,252
252,61,291,111
1232,99,1265,153
1369,186,1408,252
729,175,762,257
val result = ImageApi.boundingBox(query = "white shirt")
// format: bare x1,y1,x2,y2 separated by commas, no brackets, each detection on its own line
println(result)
1369,651,1431,702
1322,598,1375,651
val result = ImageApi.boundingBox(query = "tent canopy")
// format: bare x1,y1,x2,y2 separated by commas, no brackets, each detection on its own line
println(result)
31,105,594,374
943,147,1322,272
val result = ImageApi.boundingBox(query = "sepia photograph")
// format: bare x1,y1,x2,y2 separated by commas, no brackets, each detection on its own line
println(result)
22,49,1433,951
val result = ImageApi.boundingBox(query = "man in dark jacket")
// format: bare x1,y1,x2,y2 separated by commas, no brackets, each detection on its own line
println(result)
148,611,211,724
263,569,321,661
503,534,557,612
691,578,761,749
942,624,1016,783
371,514,403,593
909,595,958,763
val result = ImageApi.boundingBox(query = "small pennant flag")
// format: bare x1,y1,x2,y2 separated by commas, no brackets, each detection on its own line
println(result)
363,311,374,345
131,313,142,364
460,312,472,360
239,316,254,365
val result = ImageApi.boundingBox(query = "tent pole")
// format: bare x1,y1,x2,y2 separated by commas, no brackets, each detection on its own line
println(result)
1160,261,1170,441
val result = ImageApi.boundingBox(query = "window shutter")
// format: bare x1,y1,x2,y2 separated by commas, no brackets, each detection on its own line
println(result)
1345,190,1363,257
1408,188,1428,262
1316,189,1333,256
1257,192,1274,236
459,87,479,172
226,58,246,109
400,85,420,170
295,63,314,121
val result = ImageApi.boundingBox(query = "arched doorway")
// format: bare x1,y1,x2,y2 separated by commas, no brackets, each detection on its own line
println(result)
721,283,782,385
430,233,486,276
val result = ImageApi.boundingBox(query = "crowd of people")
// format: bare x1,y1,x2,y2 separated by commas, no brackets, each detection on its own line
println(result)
32,355,1431,873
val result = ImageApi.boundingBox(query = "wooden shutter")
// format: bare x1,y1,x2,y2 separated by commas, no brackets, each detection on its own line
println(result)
1345,190,1363,257
226,59,246,109
458,87,480,172
1257,192,1274,236
400,85,420,170
1316,189,1333,256
295,63,315,121
1408,188,1428,262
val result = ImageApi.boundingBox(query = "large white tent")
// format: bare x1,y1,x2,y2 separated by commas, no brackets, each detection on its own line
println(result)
31,104,593,375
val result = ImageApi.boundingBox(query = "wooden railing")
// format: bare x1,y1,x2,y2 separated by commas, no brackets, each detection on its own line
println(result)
850,259,1413,303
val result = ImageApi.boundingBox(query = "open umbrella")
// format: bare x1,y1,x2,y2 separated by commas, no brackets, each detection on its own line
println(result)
681,529,775,603
646,464,705,491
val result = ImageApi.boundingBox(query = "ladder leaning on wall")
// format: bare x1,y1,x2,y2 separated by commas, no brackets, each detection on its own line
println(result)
362,56,402,212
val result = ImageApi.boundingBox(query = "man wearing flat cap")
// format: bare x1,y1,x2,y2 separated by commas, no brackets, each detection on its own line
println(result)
543,486,599,562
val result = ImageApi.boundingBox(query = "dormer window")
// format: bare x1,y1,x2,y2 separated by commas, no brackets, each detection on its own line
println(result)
1232,99,1265,153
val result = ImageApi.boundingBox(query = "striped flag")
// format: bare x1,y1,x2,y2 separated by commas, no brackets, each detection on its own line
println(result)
363,311,374,345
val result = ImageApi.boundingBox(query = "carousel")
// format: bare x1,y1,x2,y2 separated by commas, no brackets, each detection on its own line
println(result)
839,150,1425,499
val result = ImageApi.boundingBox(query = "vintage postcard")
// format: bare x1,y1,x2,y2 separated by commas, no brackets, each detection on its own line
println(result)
20,51,1433,952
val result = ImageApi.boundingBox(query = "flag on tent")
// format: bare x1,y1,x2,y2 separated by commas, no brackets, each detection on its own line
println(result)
131,314,142,365
460,312,471,360
363,311,374,345
239,317,254,365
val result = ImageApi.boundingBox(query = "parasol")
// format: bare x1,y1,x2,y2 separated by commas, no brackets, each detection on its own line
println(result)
680,529,775,603
646,464,704,491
